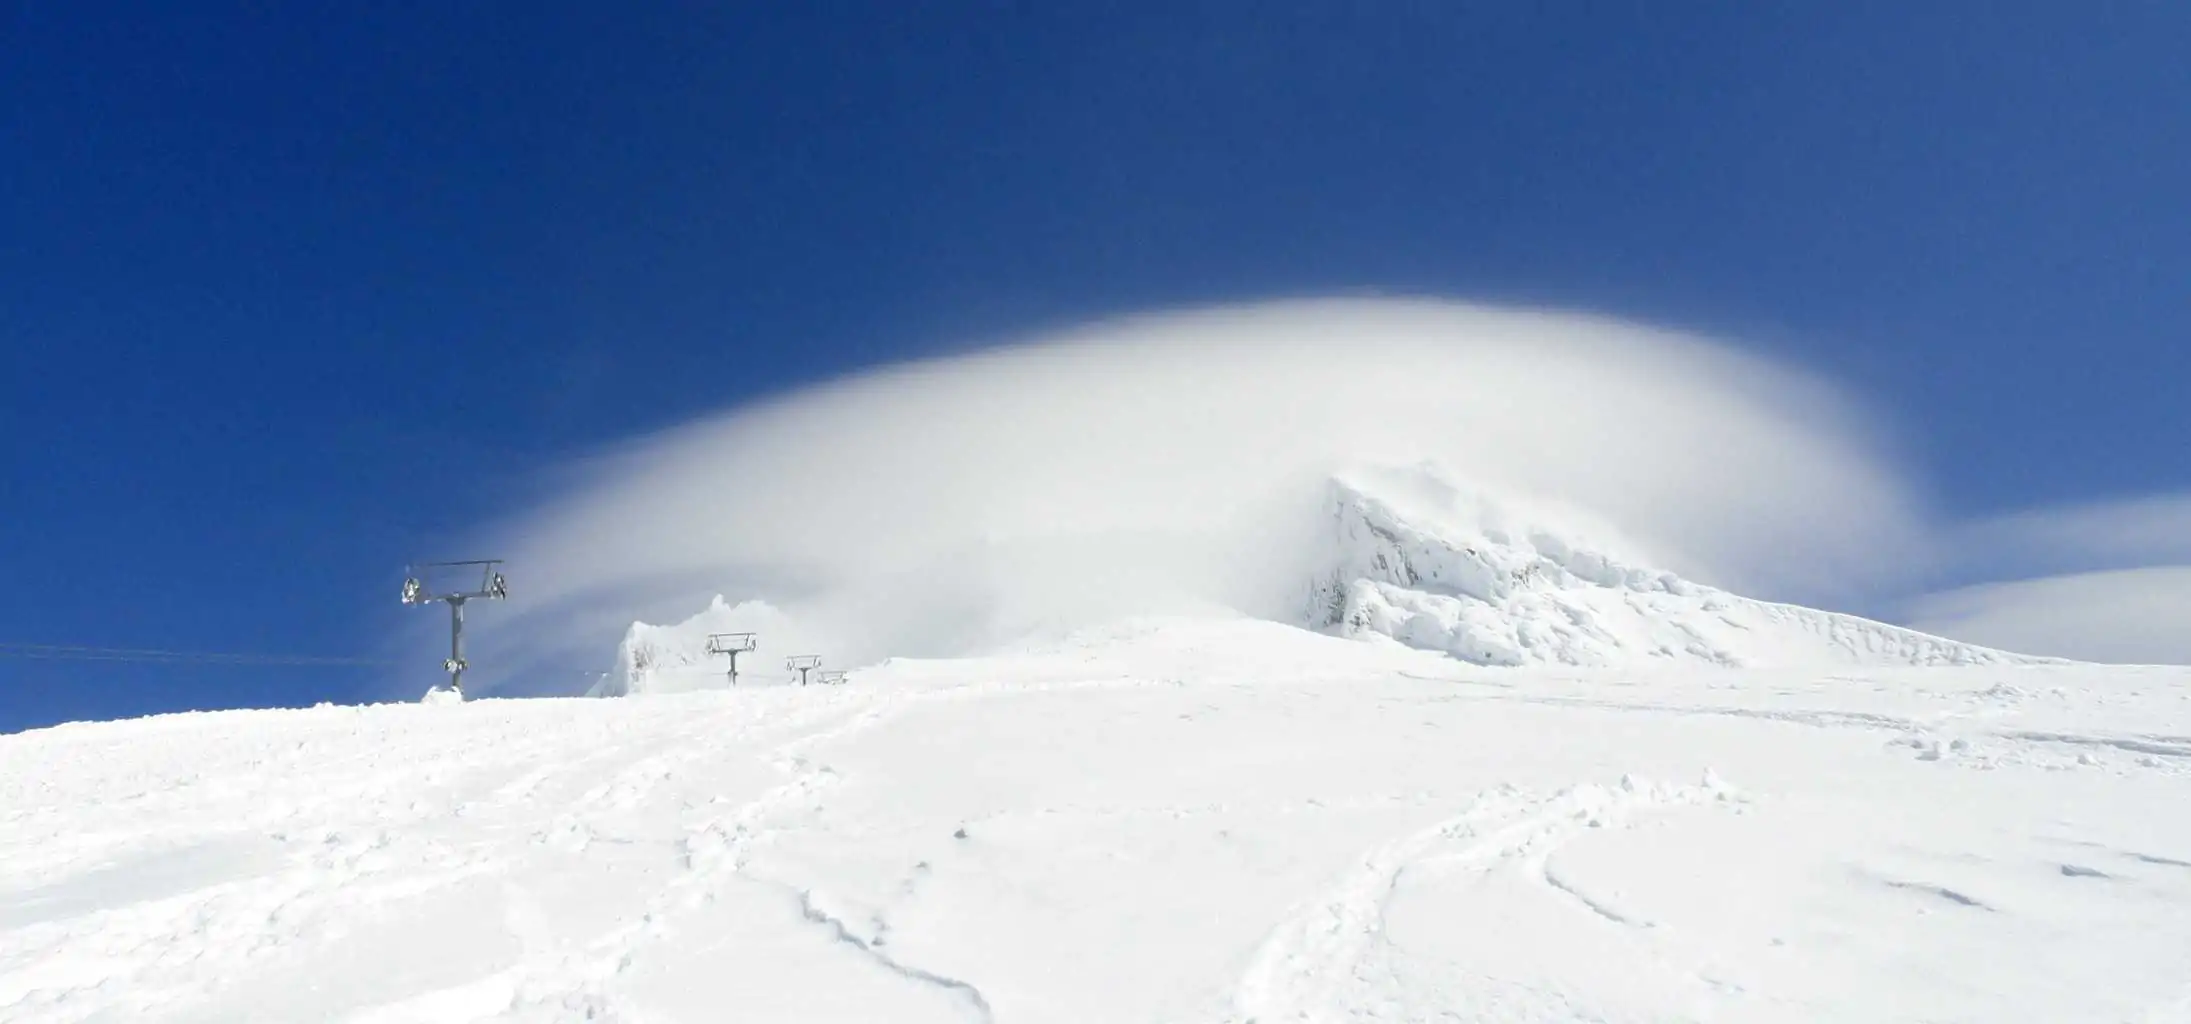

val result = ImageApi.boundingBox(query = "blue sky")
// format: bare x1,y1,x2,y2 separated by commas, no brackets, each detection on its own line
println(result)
3,3,2187,731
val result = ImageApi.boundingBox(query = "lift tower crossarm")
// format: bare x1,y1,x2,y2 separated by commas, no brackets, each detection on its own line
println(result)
401,560,508,698
706,632,758,685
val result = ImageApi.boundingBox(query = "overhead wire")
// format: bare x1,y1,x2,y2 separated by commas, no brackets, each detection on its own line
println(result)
0,643,393,667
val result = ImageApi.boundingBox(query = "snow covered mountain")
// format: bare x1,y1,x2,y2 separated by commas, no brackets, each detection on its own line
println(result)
602,465,2034,696
1308,466,2037,668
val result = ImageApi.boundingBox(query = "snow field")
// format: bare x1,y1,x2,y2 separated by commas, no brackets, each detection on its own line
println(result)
4,617,2189,1022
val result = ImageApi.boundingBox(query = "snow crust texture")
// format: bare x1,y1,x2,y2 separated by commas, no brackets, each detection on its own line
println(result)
3,618,2189,1022
1310,468,2039,669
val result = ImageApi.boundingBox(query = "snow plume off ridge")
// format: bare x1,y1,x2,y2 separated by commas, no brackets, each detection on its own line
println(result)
475,299,1955,693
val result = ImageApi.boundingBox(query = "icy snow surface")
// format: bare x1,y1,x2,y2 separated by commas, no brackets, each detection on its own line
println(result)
5,616,2191,1023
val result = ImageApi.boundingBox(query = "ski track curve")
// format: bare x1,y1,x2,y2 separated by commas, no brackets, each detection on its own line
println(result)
491,686,908,1021
489,673,1181,1020
1228,773,1741,1024
794,887,995,1024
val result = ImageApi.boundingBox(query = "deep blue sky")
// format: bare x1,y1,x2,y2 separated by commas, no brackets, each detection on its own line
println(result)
3,3,2186,731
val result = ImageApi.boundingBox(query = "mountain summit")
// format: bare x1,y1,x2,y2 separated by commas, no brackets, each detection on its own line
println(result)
1309,466,2031,668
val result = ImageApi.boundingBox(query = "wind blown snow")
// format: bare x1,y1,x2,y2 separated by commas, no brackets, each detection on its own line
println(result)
470,299,1929,693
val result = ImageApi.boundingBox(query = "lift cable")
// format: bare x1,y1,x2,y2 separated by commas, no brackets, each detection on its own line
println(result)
0,643,393,667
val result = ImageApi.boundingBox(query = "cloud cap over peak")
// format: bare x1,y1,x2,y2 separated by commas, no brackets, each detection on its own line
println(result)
469,298,1928,691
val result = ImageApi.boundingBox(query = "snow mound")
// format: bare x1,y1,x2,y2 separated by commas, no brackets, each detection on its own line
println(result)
419,685,464,706
1307,466,2040,668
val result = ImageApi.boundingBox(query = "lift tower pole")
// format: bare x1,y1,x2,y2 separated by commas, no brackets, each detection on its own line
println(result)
402,560,508,698
706,632,758,685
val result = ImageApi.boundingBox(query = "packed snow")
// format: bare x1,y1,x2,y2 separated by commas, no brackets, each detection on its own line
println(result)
5,614,2190,1022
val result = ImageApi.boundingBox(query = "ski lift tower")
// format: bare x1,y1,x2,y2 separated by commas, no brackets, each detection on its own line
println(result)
401,560,508,698
786,654,822,686
706,632,758,685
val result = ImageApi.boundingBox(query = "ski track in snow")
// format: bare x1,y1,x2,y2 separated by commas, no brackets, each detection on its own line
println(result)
1229,774,1741,1024
494,688,912,1021
0,686,910,1022
793,887,994,1024
490,674,1163,1021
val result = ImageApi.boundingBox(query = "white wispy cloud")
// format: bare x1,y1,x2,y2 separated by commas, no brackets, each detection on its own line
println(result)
1898,493,2191,663
1907,567,2191,665
1951,493,2191,579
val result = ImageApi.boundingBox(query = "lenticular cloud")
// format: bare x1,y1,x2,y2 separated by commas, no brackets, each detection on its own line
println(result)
466,298,1926,693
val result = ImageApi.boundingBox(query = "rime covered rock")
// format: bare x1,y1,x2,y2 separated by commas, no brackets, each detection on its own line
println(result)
595,596,806,695
1305,466,2040,668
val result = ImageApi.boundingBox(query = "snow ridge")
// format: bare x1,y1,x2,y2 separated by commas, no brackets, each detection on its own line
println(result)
1307,467,2041,669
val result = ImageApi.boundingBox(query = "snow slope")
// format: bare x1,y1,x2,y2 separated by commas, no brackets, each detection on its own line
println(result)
4,615,2189,1022
1309,466,2036,668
